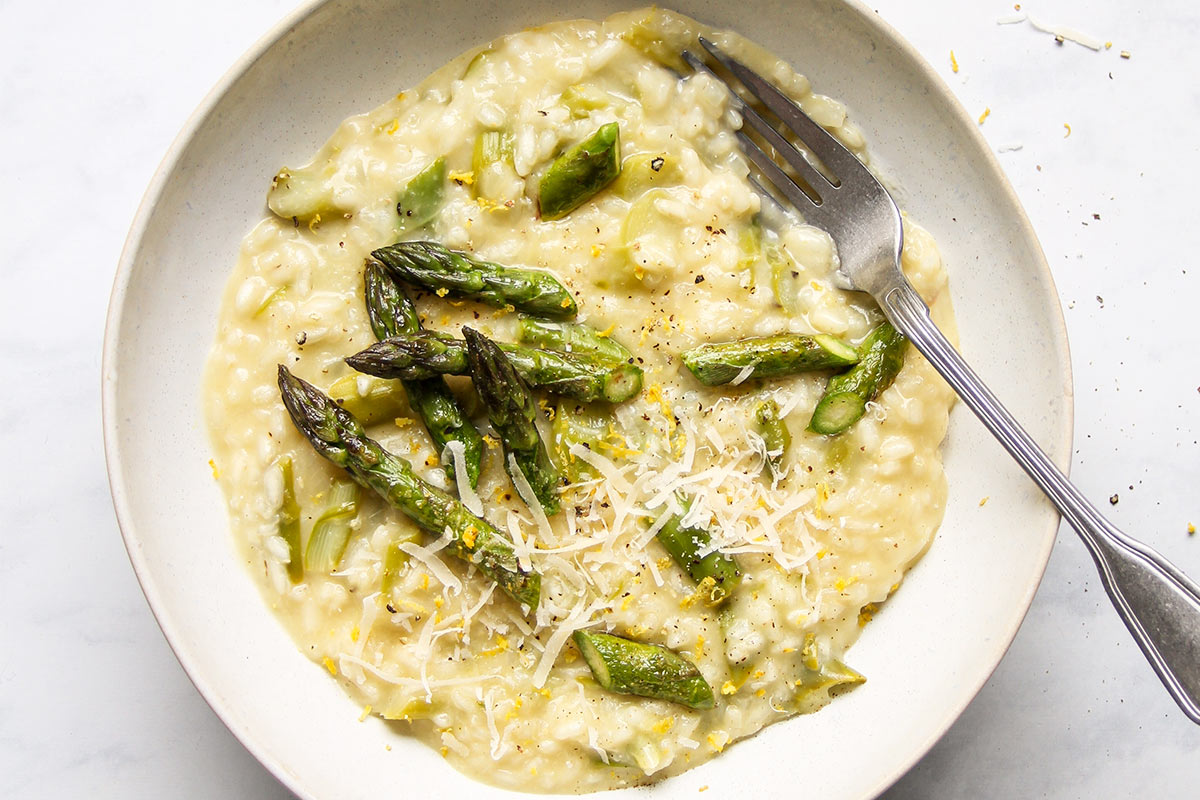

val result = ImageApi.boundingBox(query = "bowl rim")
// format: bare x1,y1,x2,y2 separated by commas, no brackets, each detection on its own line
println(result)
101,1,1073,797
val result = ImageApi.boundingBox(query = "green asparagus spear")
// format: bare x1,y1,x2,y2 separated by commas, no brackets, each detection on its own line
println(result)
516,317,634,365
371,241,577,318
463,328,561,515
395,157,445,234
274,456,304,583
346,332,644,403
808,322,907,435
681,333,859,386
364,261,484,487
573,630,714,709
655,498,741,606
538,122,622,220
754,399,791,475
277,365,540,610
304,479,360,573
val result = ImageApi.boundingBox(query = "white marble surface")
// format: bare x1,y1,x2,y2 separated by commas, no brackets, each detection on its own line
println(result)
1,0,1197,797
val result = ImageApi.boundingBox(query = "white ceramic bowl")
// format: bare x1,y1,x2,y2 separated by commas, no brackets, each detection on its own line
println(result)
103,1,1072,797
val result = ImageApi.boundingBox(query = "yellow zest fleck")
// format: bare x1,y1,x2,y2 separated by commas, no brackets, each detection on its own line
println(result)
591,244,603,258
462,525,478,550
720,680,739,696
435,287,450,297
537,688,552,698
350,626,360,643
208,459,219,480
560,298,572,309
425,455,438,467
448,170,475,186
434,596,444,609
483,434,500,449
441,746,449,758
481,634,509,656
530,767,538,776
815,483,830,510
977,107,991,125
621,594,633,611
979,496,990,507
657,556,673,570
816,549,828,560
1105,41,1113,49
384,118,399,135
420,573,430,591
1064,123,1072,138
386,745,391,751
694,634,706,660
1188,522,1196,535
395,92,406,101
652,717,675,734
358,705,372,722
323,656,338,676
755,688,766,697
448,299,466,307
699,786,709,793
809,279,822,291
706,732,729,753
597,323,616,337
752,670,765,679
859,602,879,626
401,599,428,614
633,265,646,281
307,213,322,232
680,576,718,610
626,624,649,638
440,314,451,325
950,50,959,73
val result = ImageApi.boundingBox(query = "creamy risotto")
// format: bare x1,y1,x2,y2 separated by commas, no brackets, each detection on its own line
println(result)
204,8,957,792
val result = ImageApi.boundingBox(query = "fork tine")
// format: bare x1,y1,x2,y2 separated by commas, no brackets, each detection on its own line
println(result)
698,37,861,180
735,131,829,224
681,50,833,201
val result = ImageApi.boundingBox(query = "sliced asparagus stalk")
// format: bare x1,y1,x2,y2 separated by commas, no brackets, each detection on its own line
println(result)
611,151,679,199
304,479,360,573
267,159,347,222
346,332,643,403
681,333,859,386
573,630,714,709
463,327,562,515
364,261,484,487
277,365,540,610
371,240,577,318
538,122,621,220
808,322,907,435
395,157,445,233
380,537,411,596
515,317,633,364
655,498,741,606
275,456,304,584
328,372,408,425
793,633,865,710
754,398,791,475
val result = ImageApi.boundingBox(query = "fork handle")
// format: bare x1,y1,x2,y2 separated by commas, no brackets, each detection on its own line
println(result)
883,281,1200,724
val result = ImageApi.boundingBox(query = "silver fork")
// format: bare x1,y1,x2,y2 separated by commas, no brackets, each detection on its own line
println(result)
685,38,1200,724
